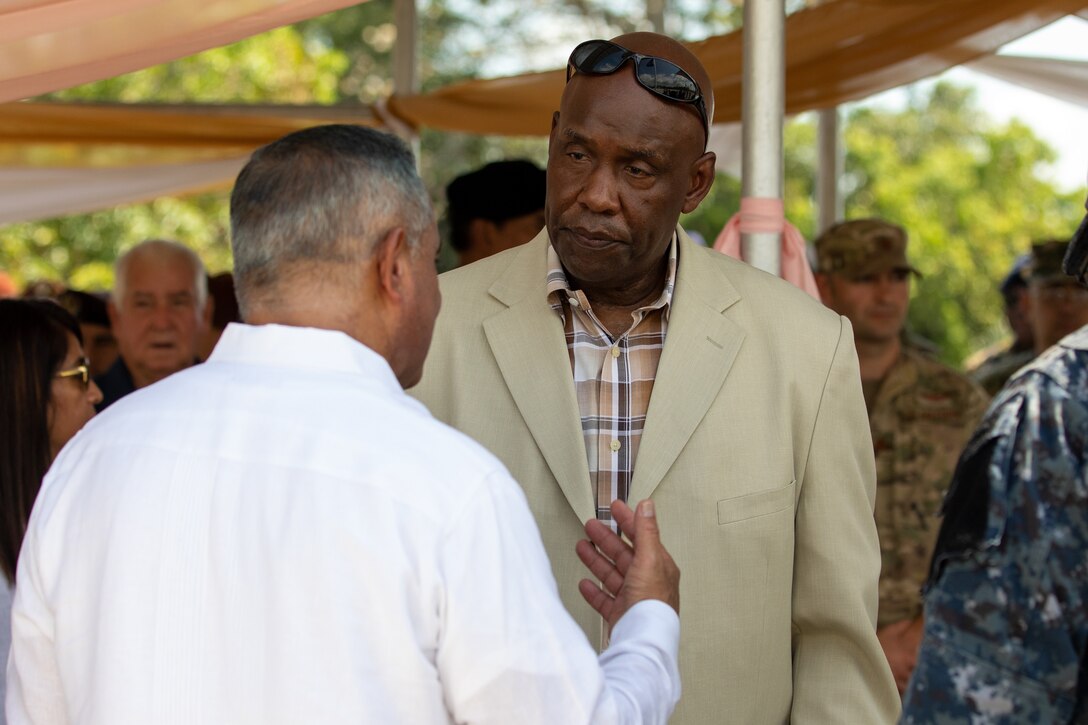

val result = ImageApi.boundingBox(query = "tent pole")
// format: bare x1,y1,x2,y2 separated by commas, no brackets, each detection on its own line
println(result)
647,0,666,33
393,0,420,157
741,0,784,276
816,106,843,235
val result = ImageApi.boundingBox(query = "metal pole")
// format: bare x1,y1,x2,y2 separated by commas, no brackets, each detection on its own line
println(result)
741,0,785,276
647,0,666,33
393,0,420,159
816,106,844,235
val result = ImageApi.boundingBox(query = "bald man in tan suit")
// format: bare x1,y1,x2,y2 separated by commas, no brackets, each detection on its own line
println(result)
413,32,899,723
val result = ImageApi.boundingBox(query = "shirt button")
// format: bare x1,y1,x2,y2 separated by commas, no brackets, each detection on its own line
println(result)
610,439,621,452
610,346,620,358
568,297,581,307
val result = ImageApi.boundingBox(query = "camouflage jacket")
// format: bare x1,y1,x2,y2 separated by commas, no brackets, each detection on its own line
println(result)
901,325,1088,723
971,346,1036,397
871,347,990,627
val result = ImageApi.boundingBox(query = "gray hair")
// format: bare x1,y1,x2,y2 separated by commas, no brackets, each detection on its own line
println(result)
112,240,208,310
230,124,432,315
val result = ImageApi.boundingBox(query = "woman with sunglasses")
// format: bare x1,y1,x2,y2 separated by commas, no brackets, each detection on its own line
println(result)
1,297,102,714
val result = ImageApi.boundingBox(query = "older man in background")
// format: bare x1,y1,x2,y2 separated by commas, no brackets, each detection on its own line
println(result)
95,239,210,411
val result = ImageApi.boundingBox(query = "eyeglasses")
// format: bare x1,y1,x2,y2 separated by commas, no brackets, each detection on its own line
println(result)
56,358,91,389
566,39,710,143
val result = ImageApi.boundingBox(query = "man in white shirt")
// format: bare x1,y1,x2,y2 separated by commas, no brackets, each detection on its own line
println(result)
6,125,682,725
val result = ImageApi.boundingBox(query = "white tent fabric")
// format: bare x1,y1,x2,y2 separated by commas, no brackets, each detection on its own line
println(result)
966,54,1088,108
0,157,248,225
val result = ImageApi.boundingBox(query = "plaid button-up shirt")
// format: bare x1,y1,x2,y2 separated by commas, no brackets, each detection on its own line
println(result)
546,237,677,526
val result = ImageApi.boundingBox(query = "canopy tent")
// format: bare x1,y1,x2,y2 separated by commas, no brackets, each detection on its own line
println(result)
965,53,1088,108
0,0,367,105
1,0,1087,225
383,0,1087,135
0,102,374,223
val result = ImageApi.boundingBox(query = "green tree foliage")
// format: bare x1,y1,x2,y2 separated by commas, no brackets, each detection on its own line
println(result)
682,82,1084,366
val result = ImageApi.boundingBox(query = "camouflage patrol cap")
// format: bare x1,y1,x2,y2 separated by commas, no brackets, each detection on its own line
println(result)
1029,239,1070,282
813,218,921,278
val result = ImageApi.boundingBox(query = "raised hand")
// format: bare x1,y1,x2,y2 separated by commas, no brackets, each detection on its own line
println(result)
575,499,680,630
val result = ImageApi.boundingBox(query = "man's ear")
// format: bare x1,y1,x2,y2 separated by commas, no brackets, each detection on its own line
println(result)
374,226,412,305
107,299,120,329
682,151,717,214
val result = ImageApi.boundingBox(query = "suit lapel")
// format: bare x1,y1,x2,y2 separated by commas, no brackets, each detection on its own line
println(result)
629,232,746,503
483,236,595,522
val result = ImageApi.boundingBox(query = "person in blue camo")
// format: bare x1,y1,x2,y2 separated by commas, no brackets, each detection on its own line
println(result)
900,191,1088,723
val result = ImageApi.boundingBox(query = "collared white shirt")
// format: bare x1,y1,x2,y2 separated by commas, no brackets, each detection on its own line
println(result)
7,323,679,725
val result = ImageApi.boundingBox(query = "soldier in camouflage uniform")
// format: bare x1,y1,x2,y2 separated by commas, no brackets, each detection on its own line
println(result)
1028,238,1088,355
969,254,1035,396
901,199,1088,723
815,219,990,694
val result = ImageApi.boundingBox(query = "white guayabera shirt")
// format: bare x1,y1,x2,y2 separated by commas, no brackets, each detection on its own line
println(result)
7,323,679,725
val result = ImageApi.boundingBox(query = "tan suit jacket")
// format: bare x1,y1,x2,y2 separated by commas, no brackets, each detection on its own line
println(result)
412,228,900,723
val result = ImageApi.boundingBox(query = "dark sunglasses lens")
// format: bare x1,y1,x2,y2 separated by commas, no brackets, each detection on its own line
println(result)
572,40,629,74
636,57,700,103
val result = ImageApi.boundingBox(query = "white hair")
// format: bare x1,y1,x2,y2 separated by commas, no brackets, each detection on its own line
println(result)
111,240,208,311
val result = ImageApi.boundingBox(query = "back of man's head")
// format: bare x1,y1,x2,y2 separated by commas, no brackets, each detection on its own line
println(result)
230,124,431,318
446,160,546,262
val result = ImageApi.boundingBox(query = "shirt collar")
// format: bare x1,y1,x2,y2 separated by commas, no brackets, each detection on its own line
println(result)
208,323,404,394
545,234,678,317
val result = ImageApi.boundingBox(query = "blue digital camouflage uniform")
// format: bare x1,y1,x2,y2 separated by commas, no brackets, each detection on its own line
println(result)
900,325,1088,724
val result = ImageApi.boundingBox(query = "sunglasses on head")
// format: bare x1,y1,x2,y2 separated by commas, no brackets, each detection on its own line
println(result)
56,358,91,390
566,39,710,143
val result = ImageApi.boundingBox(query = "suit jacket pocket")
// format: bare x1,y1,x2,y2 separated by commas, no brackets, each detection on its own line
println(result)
717,480,796,526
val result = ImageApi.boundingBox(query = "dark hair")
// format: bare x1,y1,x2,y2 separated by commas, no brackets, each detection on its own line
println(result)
446,160,546,252
0,299,83,585
999,253,1031,306
230,124,431,316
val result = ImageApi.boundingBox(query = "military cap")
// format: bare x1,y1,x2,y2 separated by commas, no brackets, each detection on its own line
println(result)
1029,239,1070,282
999,253,1032,296
813,218,921,278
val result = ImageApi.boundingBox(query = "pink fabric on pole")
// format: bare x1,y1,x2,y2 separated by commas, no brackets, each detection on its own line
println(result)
712,197,821,301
